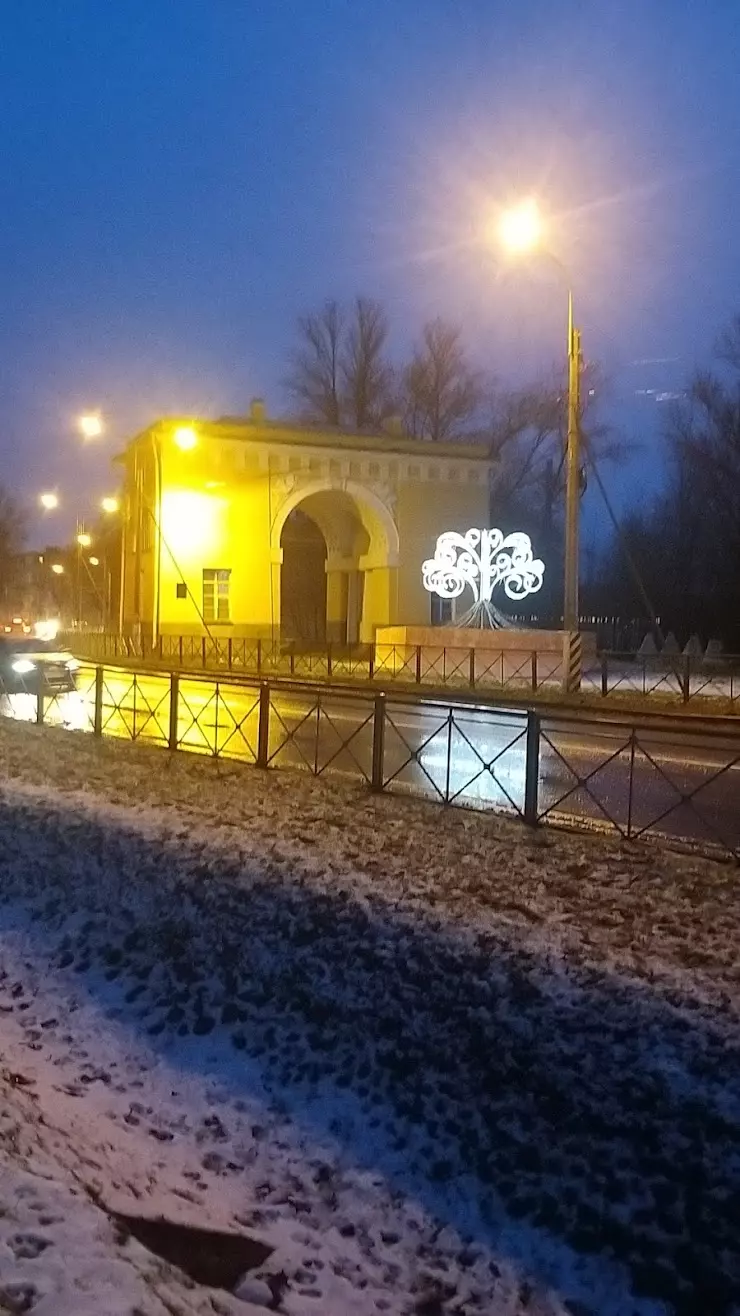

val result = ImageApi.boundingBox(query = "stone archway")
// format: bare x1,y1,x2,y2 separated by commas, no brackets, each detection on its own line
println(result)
280,508,328,644
272,480,398,645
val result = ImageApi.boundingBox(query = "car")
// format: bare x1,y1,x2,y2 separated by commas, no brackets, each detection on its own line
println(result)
0,636,80,695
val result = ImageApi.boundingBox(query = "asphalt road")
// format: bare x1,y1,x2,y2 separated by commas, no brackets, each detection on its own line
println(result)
3,666,739,855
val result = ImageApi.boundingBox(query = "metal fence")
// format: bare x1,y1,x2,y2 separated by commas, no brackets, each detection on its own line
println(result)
64,631,740,710
3,662,739,861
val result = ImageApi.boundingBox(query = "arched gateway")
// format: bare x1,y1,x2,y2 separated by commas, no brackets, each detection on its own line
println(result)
119,404,491,644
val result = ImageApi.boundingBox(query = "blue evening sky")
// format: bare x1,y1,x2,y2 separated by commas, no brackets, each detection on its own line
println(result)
1,1,739,542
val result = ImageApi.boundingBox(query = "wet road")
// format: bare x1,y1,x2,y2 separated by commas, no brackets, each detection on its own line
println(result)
3,665,739,855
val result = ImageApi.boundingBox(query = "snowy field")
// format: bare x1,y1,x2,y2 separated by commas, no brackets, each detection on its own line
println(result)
0,719,738,1315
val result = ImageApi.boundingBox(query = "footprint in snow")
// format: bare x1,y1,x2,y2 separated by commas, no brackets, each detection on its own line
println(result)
8,1233,52,1260
0,1280,38,1313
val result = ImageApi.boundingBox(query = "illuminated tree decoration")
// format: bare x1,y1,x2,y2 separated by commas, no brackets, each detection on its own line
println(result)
422,528,545,604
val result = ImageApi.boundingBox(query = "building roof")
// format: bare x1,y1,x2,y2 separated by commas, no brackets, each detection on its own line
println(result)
123,414,493,464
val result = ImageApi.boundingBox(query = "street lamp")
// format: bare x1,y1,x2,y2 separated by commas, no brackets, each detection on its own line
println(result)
39,491,59,511
79,413,103,440
173,424,198,451
497,199,583,634
76,531,92,548
101,496,119,514
50,563,64,575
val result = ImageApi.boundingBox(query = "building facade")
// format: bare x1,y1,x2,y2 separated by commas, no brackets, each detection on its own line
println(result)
118,406,492,643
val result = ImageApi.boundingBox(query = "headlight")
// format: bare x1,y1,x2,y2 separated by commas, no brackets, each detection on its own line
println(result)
66,658,80,671
12,659,37,674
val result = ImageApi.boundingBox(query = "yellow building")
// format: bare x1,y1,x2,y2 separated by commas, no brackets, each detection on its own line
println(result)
118,403,492,644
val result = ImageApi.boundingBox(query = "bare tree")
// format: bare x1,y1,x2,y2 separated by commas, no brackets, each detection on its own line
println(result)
286,296,393,430
401,318,484,441
341,296,393,430
286,300,344,426
716,313,740,370
586,315,740,643
0,486,27,612
488,362,628,522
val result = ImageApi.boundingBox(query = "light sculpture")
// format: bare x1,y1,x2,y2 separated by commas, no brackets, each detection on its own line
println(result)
422,528,545,604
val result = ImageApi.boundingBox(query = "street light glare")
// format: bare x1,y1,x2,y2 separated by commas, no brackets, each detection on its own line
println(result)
101,495,120,514
173,424,198,451
498,198,543,254
79,413,103,439
88,556,100,566
39,491,59,510
76,532,92,548
50,563,65,575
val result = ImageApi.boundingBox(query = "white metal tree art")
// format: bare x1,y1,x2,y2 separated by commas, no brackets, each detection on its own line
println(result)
422,528,545,615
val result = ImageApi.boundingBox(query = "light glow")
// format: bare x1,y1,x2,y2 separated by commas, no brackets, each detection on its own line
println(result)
12,659,36,675
79,413,103,439
423,528,545,603
88,555,100,566
39,491,59,511
497,198,543,255
76,532,92,548
173,425,198,451
50,563,65,575
101,496,119,514
160,490,225,558
35,619,60,641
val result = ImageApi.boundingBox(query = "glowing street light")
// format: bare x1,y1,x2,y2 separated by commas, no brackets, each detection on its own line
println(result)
39,491,59,511
496,197,583,641
76,531,92,548
173,424,197,451
79,413,103,440
497,197,543,255
101,495,119,514
50,563,65,575
88,556,100,567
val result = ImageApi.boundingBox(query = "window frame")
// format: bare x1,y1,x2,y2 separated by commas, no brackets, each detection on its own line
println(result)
202,567,231,623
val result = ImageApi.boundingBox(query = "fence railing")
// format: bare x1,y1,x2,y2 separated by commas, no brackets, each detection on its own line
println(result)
3,662,740,861
64,632,740,710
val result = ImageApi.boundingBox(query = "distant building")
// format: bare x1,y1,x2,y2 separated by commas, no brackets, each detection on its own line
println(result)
117,403,492,643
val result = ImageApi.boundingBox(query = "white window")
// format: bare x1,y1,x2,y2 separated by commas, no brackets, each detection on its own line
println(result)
202,568,230,623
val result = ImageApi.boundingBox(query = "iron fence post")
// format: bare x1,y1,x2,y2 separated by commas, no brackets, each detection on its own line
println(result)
371,692,386,792
626,730,636,838
256,638,262,674
257,681,270,768
35,683,44,727
601,651,608,698
415,645,422,684
444,711,453,803
290,643,296,677
93,665,104,736
178,635,183,667
327,643,333,679
523,710,541,826
201,636,207,669
368,647,375,681
531,651,538,693
469,647,476,689
228,637,233,671
168,673,180,752
682,654,691,704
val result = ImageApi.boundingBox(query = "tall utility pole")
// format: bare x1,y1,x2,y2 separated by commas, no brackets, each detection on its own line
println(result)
563,290,582,633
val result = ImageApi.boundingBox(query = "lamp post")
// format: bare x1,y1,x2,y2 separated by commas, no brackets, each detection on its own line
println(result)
497,199,583,632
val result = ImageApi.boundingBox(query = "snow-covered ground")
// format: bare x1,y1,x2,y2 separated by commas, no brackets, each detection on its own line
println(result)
0,719,738,1315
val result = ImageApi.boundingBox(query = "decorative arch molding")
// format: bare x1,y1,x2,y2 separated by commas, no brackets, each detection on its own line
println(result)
270,476,400,567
